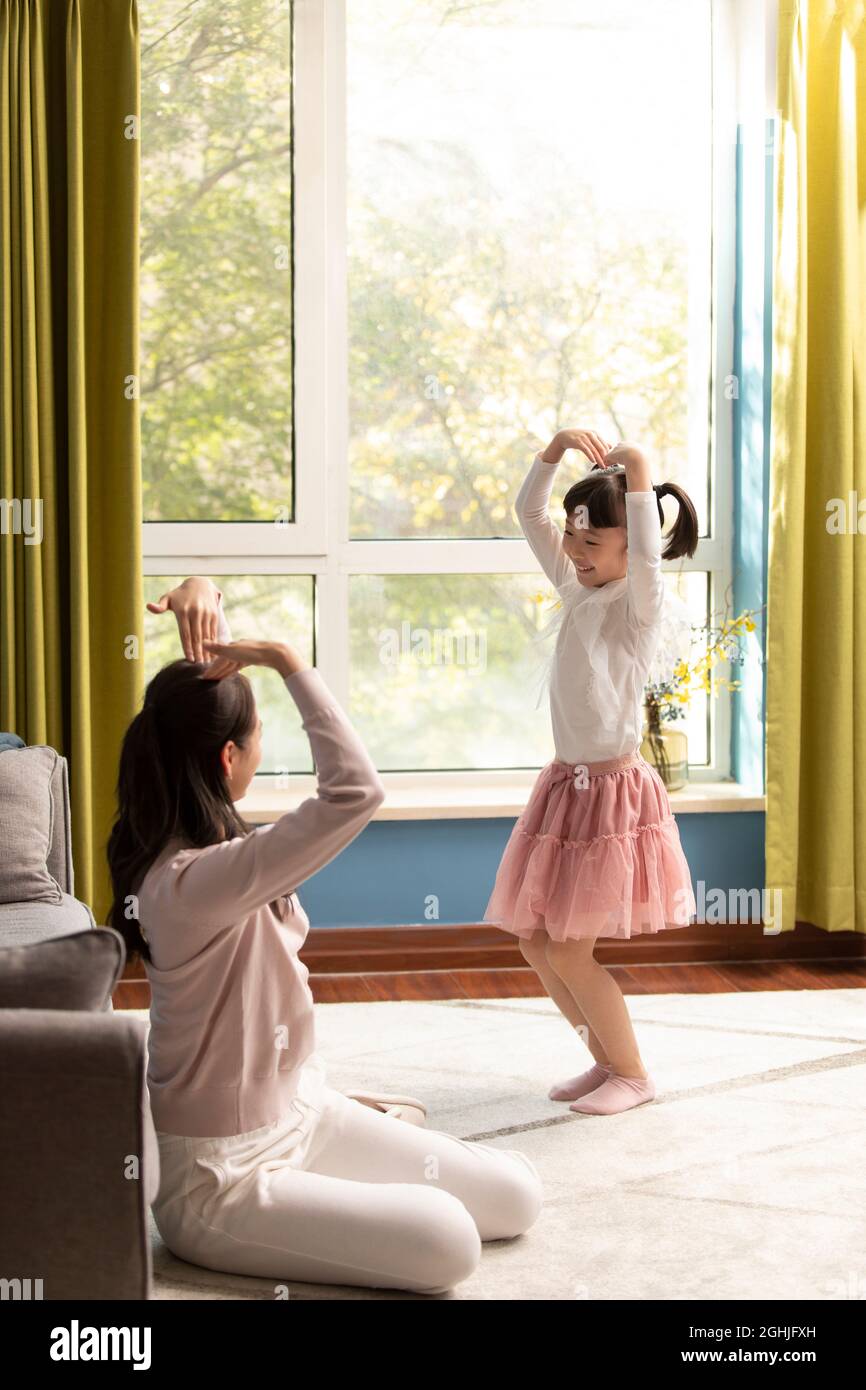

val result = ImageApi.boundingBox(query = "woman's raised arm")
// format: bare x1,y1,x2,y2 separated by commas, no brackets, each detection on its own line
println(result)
141,646,386,933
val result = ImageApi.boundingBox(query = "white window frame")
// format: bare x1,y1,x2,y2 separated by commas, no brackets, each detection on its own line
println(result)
143,0,760,791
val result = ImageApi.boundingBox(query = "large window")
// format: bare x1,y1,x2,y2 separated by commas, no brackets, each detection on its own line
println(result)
141,0,734,781
141,0,294,524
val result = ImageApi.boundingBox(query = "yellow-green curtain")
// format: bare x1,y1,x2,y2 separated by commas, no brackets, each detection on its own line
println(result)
766,0,866,934
0,0,143,924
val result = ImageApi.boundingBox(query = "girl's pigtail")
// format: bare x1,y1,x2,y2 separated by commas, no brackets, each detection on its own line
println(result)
653,482,699,561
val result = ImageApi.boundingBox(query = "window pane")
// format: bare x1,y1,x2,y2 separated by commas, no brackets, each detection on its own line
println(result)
350,572,711,773
351,574,561,771
663,571,710,766
140,0,294,522
347,0,712,539
143,575,314,773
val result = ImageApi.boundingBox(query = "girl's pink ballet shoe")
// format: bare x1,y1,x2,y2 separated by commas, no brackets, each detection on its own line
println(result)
548,1062,613,1102
569,1072,656,1115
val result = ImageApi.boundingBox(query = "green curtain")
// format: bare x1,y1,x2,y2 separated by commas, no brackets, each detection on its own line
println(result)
0,0,143,924
766,0,866,934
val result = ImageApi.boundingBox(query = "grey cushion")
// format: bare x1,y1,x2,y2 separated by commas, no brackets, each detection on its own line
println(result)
0,894,95,946
0,927,125,1012
0,745,64,905
45,753,74,896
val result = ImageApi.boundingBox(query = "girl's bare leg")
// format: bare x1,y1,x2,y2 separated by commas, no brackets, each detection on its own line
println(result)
518,930,610,1065
543,935,648,1080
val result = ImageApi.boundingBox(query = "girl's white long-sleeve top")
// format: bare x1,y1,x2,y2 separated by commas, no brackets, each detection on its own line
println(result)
139,600,386,1138
517,451,665,764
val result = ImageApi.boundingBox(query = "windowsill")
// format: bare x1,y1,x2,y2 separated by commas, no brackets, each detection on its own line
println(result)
238,771,765,822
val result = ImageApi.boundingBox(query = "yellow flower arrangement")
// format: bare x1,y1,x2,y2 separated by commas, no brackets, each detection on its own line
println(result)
640,604,763,785
659,609,762,716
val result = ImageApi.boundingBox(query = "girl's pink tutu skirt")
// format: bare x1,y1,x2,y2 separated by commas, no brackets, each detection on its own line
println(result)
483,751,696,942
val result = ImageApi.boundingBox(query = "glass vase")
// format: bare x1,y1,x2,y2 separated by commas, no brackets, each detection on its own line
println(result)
640,698,689,790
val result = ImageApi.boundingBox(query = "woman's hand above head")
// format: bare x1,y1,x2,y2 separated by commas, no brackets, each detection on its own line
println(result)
200,639,310,682
540,429,615,467
147,577,222,664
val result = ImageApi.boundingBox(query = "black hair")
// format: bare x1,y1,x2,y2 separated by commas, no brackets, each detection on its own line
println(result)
106,659,258,964
561,468,699,560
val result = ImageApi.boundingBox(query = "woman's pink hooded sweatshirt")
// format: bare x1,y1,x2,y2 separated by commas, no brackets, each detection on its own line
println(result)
137,602,386,1138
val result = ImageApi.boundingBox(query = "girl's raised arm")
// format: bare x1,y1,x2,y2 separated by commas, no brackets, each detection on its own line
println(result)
619,449,665,631
514,452,576,595
516,429,612,596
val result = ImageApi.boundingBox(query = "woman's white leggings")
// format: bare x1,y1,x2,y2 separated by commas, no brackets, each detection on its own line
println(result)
152,1084,543,1295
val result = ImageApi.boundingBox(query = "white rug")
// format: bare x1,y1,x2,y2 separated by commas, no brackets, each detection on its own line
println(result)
131,989,866,1300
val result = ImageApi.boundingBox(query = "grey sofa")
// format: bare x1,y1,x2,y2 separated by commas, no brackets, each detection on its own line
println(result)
0,742,160,1300
0,745,96,945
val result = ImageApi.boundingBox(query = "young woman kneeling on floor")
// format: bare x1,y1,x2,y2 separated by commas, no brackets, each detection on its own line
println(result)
107,576,543,1296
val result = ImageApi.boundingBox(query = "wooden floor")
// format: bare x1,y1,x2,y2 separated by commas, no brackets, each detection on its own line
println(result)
306,958,866,1003
111,919,866,1010
112,957,866,1010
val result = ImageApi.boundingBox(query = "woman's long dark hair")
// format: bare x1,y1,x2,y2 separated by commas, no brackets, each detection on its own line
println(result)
107,659,258,964
562,468,699,560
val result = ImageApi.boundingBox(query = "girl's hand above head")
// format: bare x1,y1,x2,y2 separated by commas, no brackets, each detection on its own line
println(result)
541,429,615,467
601,441,647,469
147,577,222,664
200,639,310,681
601,442,652,492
